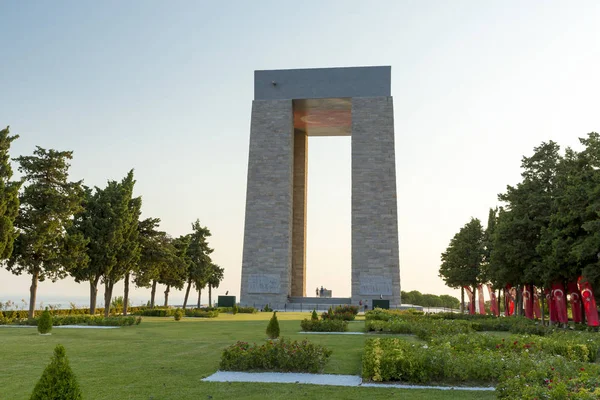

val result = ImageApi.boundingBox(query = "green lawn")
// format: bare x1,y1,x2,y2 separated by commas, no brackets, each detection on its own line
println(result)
0,312,495,399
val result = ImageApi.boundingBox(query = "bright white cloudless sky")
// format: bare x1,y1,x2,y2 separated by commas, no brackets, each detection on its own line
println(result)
0,1,599,307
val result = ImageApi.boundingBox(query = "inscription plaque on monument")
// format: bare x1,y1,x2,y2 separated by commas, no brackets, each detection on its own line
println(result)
359,274,393,296
248,274,281,294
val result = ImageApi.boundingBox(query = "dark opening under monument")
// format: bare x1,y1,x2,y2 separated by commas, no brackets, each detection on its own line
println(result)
240,66,401,308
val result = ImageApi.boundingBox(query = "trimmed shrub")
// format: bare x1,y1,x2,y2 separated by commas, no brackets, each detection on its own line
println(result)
220,338,332,373
321,305,359,321
37,308,53,334
263,304,273,312
232,304,238,315
135,308,174,317
300,318,348,332
184,308,219,318
174,308,183,321
21,315,140,327
266,311,280,339
30,344,82,400
217,306,256,314
311,309,318,321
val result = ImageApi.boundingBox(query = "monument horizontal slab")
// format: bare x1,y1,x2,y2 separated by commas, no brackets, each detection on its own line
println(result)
255,66,391,100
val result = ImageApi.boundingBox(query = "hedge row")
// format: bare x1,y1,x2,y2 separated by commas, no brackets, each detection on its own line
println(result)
184,309,219,318
217,306,257,314
300,319,348,332
0,306,149,319
3,315,141,327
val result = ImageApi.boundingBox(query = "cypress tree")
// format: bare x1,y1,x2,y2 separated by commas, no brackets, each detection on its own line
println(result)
30,345,82,400
266,311,280,339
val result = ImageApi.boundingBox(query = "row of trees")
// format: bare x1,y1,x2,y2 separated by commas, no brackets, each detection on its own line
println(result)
401,290,460,309
439,132,600,316
0,126,224,318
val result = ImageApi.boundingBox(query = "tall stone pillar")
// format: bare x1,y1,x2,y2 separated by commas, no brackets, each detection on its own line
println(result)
291,129,308,297
240,99,294,307
351,96,401,306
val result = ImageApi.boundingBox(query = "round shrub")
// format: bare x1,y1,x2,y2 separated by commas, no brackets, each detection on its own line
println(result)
37,308,53,335
266,311,280,339
174,308,183,321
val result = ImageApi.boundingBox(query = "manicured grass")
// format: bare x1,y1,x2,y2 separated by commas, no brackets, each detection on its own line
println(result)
0,312,495,399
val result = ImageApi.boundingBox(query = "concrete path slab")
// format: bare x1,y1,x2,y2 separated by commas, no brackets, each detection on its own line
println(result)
299,331,364,335
203,371,361,386
202,371,496,391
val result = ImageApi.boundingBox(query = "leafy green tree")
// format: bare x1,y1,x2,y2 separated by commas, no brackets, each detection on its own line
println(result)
439,218,485,309
0,127,21,260
182,220,213,309
69,170,140,316
30,344,82,400
493,141,562,315
134,217,169,308
207,263,224,307
8,147,88,318
110,172,141,316
158,236,187,307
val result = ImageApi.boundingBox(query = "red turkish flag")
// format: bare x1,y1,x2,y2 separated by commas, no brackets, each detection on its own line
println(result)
505,284,515,316
545,288,557,323
523,284,534,319
478,284,486,315
533,287,541,319
568,282,583,323
487,284,499,316
463,286,475,315
578,277,599,327
552,282,569,324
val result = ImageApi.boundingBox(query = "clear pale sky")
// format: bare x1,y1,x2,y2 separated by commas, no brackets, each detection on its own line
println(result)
1,1,599,307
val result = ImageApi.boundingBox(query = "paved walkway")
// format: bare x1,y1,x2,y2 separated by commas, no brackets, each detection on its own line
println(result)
202,371,495,391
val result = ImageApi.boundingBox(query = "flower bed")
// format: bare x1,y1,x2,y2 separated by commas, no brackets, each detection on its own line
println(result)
300,318,348,332
220,338,332,373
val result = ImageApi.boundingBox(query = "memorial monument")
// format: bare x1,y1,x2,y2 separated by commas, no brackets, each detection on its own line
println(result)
240,66,401,307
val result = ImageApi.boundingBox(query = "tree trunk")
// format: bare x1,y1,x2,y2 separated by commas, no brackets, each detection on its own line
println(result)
460,287,465,313
197,288,202,308
104,281,114,318
517,285,523,317
472,285,477,314
581,295,586,325
29,269,39,319
123,272,130,316
90,277,100,314
164,285,170,307
208,284,212,307
497,289,501,317
541,289,545,326
183,279,192,309
150,280,157,308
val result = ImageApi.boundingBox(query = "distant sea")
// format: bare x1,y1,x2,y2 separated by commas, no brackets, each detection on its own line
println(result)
0,294,203,310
